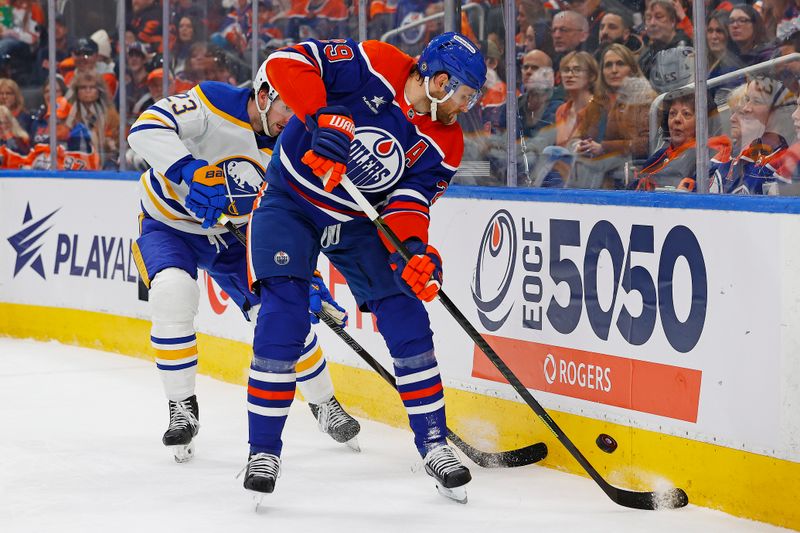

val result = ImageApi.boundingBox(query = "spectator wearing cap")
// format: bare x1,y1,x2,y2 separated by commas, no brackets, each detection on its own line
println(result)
35,14,73,83
0,0,39,74
0,77,30,133
128,0,163,53
131,67,172,118
64,37,119,99
90,29,115,73
565,0,607,53
638,0,691,80
597,10,643,57
125,42,150,124
727,4,775,67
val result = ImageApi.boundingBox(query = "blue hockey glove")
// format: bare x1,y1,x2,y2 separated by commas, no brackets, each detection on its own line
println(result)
184,159,229,229
389,239,443,302
309,270,348,327
301,106,355,192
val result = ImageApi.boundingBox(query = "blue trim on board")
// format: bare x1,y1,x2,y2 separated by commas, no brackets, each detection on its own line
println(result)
445,185,800,214
2,171,800,213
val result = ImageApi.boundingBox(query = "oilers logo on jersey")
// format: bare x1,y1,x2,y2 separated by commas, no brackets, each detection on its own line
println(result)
347,127,404,193
216,156,266,216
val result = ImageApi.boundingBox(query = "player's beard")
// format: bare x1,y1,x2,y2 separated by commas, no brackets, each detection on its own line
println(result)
436,106,458,125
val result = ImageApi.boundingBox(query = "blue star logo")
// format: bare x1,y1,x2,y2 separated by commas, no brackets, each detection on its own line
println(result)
7,203,59,279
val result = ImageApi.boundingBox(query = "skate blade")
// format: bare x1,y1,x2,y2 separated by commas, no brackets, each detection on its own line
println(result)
249,491,266,512
436,483,467,504
345,437,361,452
169,442,195,463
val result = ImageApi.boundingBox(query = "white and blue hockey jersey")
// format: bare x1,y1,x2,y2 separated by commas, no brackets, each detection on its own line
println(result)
128,82,276,235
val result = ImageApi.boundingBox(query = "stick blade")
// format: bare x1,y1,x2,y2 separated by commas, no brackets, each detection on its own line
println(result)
447,429,548,468
611,487,689,510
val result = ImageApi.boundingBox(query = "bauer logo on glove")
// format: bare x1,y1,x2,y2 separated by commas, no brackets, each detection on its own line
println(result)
183,159,231,229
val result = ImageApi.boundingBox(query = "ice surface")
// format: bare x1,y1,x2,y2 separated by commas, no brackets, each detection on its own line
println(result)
0,338,788,533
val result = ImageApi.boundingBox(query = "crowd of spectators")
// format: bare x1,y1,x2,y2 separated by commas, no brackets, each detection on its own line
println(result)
0,0,799,194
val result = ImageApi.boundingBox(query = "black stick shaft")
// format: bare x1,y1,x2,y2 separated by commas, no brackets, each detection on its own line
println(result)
337,178,687,509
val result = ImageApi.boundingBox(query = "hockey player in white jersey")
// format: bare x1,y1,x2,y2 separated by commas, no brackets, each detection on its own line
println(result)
128,63,361,463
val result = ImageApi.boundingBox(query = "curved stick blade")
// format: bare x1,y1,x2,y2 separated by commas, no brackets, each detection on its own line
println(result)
612,486,689,510
447,430,548,468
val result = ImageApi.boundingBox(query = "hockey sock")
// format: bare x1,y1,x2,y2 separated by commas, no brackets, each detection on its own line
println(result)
295,331,335,404
370,293,446,456
247,360,296,456
249,276,310,455
393,351,447,457
149,268,200,401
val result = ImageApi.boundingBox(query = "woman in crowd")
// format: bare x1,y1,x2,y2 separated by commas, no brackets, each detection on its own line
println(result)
708,10,744,79
66,70,120,168
175,41,210,85
574,44,655,164
713,76,794,194
0,104,29,153
0,77,30,133
171,15,203,75
727,4,774,67
554,51,602,149
636,94,732,191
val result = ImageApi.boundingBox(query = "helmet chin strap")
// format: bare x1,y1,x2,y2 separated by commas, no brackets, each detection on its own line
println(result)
255,92,274,136
423,76,454,122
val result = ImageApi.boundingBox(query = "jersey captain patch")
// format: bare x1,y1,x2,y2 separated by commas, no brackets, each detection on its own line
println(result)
347,127,404,193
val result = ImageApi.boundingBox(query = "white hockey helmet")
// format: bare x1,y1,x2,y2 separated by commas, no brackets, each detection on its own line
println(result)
253,59,280,136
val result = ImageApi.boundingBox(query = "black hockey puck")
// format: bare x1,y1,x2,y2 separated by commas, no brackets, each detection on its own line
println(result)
596,433,618,453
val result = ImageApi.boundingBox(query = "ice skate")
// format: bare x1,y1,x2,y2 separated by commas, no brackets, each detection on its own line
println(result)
239,452,281,510
309,396,361,451
424,444,471,504
162,395,199,463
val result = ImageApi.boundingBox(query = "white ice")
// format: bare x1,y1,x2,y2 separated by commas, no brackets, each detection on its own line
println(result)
0,338,788,533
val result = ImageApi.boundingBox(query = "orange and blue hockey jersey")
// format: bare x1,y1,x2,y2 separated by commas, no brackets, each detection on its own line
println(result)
264,38,463,245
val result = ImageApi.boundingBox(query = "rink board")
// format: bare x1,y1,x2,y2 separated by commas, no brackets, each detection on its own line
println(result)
0,175,798,529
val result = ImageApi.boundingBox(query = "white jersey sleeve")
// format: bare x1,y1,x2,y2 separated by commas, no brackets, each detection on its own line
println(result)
127,87,211,182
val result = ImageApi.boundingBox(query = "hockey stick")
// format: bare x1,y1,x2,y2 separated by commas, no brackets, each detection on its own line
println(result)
218,213,547,468
313,310,547,468
337,176,689,510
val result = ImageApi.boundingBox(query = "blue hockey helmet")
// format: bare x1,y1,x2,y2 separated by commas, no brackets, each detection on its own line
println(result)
417,32,486,111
